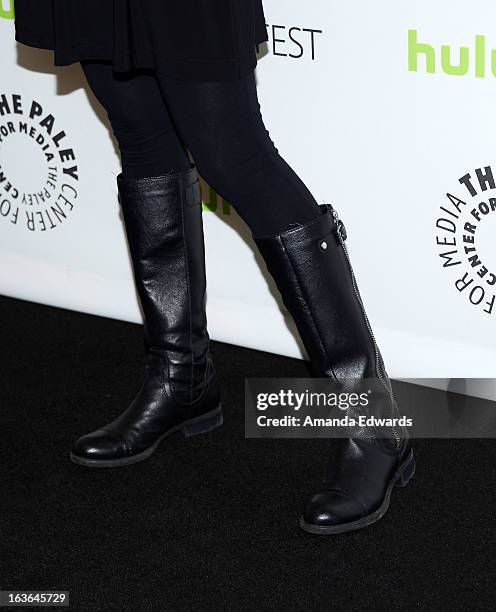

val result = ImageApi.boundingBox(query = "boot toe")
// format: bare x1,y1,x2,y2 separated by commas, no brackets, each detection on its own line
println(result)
71,429,126,463
302,490,365,528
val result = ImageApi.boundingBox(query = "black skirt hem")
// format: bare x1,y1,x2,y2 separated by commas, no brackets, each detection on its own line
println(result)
15,26,268,82
16,27,54,52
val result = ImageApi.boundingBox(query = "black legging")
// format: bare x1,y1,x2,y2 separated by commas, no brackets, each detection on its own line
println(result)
81,61,320,235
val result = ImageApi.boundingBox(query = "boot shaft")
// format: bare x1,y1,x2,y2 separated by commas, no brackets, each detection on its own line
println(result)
118,166,212,403
254,205,381,382
254,206,406,449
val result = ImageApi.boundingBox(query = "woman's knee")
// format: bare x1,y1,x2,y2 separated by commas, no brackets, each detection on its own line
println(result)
194,143,279,197
83,62,171,150
104,92,169,151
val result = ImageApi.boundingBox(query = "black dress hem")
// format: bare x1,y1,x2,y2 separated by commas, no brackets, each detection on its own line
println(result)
15,26,268,82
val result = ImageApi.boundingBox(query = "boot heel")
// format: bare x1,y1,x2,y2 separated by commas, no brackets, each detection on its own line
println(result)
395,452,416,488
182,406,223,438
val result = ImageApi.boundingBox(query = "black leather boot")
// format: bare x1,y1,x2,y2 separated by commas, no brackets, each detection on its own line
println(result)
253,204,414,534
70,165,222,467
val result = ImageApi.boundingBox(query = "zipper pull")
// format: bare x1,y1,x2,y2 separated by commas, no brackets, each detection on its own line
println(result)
331,208,347,244
319,204,347,244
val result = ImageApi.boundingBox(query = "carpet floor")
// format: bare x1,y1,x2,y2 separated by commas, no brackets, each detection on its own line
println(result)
0,296,494,611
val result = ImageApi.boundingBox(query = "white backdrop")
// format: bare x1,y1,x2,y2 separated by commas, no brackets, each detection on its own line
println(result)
1,1,495,398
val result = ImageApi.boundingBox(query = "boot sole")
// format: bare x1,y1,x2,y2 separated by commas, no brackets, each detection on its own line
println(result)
299,449,415,535
69,404,223,468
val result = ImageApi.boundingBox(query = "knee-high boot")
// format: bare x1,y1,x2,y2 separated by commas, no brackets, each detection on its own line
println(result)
71,165,222,467
253,204,415,534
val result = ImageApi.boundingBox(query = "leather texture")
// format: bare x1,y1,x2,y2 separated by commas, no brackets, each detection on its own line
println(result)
254,205,412,531
71,166,221,465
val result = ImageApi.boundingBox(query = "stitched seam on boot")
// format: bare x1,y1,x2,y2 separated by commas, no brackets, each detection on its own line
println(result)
280,237,338,382
179,173,194,406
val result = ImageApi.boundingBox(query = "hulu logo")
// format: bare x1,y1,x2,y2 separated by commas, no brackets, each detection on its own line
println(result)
0,0,14,19
408,29,496,78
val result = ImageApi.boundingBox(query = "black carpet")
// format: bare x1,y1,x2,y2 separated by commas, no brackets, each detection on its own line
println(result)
0,295,494,611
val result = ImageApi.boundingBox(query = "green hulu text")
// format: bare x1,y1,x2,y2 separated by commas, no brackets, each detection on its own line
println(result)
408,29,496,78
0,1,14,20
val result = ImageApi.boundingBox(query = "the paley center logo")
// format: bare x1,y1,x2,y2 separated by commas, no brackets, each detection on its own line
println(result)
435,166,496,315
0,94,79,232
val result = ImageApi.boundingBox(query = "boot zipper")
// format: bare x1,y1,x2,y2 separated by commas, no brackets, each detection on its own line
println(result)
328,207,401,449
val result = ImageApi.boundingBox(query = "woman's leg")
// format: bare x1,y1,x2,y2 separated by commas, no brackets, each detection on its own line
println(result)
70,63,222,468
155,70,413,534
154,71,321,236
81,61,191,177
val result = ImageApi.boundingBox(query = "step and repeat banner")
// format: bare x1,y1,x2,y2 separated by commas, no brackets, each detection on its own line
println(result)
1,1,495,398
